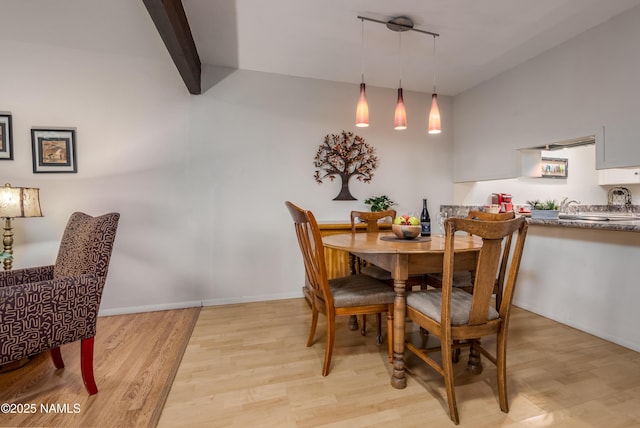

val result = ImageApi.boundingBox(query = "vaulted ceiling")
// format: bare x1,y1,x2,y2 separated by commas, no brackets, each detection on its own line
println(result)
147,0,640,95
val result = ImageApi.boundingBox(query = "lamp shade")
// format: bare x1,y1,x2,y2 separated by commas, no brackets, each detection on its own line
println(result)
428,93,441,134
394,88,407,130
0,183,43,218
355,83,369,127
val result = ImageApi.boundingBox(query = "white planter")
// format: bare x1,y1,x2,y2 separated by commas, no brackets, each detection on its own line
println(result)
531,209,559,219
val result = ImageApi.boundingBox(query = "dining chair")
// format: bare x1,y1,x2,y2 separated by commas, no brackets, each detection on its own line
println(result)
425,210,515,309
286,201,394,376
406,215,528,424
0,212,120,394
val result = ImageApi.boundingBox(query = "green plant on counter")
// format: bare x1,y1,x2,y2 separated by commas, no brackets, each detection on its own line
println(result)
526,199,560,210
364,195,396,212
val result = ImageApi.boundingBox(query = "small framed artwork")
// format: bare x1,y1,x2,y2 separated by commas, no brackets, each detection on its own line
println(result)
0,113,13,160
31,128,77,173
541,157,568,178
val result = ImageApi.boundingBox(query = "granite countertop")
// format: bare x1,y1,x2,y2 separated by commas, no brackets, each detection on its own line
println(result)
527,216,640,232
441,205,640,233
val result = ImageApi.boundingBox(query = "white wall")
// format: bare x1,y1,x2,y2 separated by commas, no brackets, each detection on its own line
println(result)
189,70,454,305
453,4,640,182
1,3,455,314
0,5,198,314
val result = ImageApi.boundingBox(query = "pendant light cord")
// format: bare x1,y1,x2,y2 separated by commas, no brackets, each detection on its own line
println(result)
432,35,437,93
360,18,365,83
398,31,403,87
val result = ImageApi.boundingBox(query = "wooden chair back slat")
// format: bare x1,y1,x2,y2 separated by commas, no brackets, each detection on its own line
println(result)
350,210,396,233
287,202,332,307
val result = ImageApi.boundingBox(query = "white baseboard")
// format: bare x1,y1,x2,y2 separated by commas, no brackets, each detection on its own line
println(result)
202,291,302,307
98,300,203,316
97,291,304,316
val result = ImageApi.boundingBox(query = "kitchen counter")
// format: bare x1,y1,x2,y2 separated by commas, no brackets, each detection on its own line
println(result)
515,222,640,352
441,204,640,352
441,205,640,233
527,216,640,232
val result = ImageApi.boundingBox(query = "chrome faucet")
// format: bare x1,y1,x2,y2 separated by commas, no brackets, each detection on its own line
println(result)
560,198,580,212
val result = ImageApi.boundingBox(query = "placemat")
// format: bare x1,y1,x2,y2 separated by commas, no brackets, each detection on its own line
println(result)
380,236,431,243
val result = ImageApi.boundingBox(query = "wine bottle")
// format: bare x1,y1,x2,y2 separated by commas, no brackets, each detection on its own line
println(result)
420,199,431,236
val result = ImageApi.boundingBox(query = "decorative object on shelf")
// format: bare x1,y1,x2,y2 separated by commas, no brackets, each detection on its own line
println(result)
31,128,77,173
527,198,560,219
0,113,13,160
355,15,441,133
364,195,395,212
314,131,378,200
0,183,43,270
540,157,568,178
608,187,632,206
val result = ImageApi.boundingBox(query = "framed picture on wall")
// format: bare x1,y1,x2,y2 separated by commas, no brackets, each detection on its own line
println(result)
540,157,568,178
31,128,77,173
0,113,13,160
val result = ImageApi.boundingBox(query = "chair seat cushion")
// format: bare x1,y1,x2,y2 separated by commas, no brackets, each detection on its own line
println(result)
426,271,473,288
360,264,393,280
407,288,499,326
329,275,395,307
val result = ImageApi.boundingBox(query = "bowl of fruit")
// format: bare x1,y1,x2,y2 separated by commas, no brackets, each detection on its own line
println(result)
392,215,421,239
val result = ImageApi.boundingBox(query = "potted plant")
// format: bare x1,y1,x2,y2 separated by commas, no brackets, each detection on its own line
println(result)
527,199,560,219
364,195,396,212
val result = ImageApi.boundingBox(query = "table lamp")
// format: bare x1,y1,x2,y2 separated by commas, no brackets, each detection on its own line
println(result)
0,183,43,270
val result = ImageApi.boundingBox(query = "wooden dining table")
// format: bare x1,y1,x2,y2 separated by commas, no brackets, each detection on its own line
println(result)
322,231,483,389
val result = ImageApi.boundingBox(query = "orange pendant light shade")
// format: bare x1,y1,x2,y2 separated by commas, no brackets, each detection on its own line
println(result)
428,93,441,134
355,83,369,127
394,88,407,130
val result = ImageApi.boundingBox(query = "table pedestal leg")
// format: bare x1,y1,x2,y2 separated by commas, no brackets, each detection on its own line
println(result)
391,278,407,389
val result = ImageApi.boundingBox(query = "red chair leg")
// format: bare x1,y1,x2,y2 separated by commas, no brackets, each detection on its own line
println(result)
50,347,65,369
81,337,98,395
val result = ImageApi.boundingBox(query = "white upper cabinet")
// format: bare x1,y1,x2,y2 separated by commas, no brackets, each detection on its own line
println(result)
598,168,640,185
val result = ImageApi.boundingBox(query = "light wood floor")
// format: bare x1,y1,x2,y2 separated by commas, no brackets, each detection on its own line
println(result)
0,307,200,428
159,298,640,428
2,300,639,427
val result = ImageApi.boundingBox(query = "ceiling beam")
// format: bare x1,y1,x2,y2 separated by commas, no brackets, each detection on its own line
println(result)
143,0,201,94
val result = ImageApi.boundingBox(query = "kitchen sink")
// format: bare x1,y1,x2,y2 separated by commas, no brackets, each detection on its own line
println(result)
558,213,639,221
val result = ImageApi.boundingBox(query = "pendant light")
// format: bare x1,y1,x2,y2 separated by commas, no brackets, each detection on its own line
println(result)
394,31,407,130
355,15,440,132
355,18,369,127
428,35,442,134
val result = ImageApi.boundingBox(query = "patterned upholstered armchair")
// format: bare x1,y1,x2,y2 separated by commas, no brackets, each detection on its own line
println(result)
0,212,119,394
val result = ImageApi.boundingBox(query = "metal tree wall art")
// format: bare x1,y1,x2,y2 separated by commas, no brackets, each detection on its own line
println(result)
313,131,378,200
